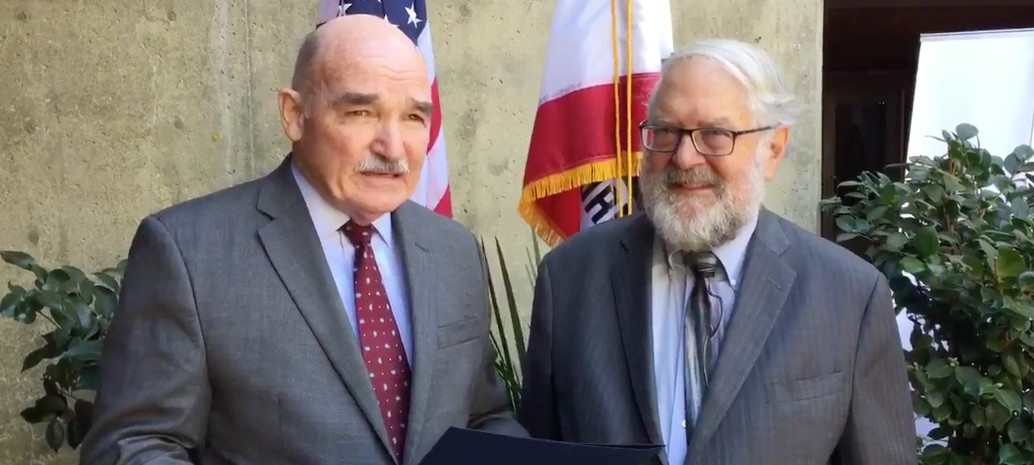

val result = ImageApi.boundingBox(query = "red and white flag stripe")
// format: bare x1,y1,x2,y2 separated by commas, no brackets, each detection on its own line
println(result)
519,0,673,244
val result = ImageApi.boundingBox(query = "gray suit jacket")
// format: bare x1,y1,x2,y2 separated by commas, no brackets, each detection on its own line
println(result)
80,156,524,465
518,209,917,465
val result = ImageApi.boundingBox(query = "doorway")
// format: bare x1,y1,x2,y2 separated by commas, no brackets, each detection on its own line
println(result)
820,0,1034,244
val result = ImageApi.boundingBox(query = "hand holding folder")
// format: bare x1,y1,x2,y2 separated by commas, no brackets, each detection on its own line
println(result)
418,427,663,465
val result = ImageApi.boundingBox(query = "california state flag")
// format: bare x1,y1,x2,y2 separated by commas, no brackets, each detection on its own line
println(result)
519,0,673,245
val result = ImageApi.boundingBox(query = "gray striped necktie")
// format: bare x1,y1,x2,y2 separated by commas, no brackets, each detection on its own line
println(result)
683,252,719,441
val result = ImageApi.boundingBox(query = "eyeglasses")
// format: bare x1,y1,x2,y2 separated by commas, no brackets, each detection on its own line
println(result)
639,121,774,157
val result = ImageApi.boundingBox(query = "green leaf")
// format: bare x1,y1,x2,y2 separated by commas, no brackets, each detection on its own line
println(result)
1004,296,1034,320
927,388,947,408
989,402,1013,430
997,247,1026,279
927,358,954,378
95,273,119,291
1000,443,1024,465
971,406,986,427
920,444,950,464
60,340,101,363
955,366,982,388
995,388,1023,413
1019,271,1034,289
1014,199,1031,219
1007,416,1030,443
22,345,50,372
866,205,889,221
886,233,908,251
911,226,940,258
1004,350,1024,378
928,427,949,440
67,414,84,449
1,250,37,270
836,233,859,242
77,365,99,391
1014,144,1034,162
980,239,999,264
1005,153,1021,174
932,401,952,421
45,418,64,452
913,392,932,416
956,123,978,141
923,184,946,204
36,290,66,311
902,257,926,274
835,215,856,234
19,405,50,424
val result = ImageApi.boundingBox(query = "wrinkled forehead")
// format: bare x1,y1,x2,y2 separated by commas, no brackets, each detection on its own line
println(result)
650,58,754,127
312,40,430,97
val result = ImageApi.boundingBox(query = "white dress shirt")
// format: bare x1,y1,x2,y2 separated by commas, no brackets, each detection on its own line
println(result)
291,164,414,365
650,213,758,465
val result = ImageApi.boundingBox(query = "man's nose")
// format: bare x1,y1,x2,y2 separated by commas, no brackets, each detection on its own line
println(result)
671,136,708,170
371,120,406,160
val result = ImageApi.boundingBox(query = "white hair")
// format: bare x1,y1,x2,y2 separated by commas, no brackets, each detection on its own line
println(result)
651,39,802,127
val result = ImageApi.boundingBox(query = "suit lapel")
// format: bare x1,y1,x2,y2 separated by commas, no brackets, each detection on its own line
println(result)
612,215,666,451
393,203,439,465
687,210,796,463
255,156,396,461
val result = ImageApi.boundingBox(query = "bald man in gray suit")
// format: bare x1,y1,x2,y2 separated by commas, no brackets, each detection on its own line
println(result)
518,39,916,465
80,15,523,465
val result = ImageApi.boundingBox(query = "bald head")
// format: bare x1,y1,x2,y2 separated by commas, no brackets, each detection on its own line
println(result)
277,13,435,226
291,14,427,97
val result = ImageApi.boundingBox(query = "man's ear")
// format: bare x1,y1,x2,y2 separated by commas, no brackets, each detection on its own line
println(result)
278,88,305,143
763,126,790,181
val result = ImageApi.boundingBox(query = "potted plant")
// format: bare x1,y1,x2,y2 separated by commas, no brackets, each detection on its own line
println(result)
821,124,1034,464
0,252,125,451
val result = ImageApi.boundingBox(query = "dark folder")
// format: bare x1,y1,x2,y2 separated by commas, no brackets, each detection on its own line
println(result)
418,427,663,465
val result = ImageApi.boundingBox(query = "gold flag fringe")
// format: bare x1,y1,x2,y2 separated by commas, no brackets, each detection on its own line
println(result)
518,153,642,247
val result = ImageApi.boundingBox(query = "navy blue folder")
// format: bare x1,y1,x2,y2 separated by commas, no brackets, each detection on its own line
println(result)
418,427,663,465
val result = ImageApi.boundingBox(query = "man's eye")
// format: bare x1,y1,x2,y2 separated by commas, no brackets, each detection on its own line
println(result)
347,109,370,117
408,114,426,123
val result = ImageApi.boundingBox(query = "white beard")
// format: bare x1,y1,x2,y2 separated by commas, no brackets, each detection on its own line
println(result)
641,153,766,253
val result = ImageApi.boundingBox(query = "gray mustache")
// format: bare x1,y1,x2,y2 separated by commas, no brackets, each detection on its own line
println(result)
356,157,409,175
662,168,723,190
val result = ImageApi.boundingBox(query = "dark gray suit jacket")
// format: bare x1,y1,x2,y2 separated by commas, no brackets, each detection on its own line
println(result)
518,209,917,465
80,156,524,465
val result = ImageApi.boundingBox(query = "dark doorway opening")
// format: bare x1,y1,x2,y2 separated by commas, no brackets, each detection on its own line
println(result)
820,0,1034,246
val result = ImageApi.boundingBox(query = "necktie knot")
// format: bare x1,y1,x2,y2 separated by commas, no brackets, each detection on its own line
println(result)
685,252,719,279
342,221,374,247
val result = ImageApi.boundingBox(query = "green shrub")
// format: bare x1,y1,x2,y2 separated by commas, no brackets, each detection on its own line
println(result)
821,124,1034,464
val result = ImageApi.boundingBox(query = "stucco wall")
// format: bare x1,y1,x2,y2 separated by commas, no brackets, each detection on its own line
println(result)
0,1,821,463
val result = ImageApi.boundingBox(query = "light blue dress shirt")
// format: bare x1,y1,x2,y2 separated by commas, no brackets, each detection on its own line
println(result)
291,164,414,366
650,213,758,465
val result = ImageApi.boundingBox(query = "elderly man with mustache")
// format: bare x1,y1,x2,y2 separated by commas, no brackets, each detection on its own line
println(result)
517,39,916,465
80,13,524,465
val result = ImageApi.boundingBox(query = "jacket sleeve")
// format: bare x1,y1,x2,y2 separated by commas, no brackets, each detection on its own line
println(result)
834,273,918,465
517,256,561,439
79,216,210,465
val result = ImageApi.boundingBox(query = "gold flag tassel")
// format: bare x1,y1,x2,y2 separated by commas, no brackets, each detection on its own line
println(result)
611,0,635,218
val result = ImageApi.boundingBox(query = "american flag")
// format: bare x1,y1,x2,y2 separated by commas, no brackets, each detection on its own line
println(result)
317,0,453,217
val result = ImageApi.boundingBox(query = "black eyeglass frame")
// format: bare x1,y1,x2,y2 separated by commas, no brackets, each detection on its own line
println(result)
638,120,775,157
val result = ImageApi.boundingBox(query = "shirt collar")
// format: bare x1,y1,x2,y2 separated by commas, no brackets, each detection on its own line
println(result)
290,162,394,248
661,211,759,289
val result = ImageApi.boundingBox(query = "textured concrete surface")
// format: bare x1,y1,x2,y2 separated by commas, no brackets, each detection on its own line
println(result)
0,1,821,463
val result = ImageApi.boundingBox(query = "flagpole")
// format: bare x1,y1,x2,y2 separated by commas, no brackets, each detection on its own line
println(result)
625,0,635,215
611,0,623,218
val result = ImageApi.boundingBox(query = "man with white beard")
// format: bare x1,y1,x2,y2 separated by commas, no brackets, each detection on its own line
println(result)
517,39,917,465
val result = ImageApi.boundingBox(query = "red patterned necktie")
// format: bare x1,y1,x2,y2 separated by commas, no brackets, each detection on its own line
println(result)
342,221,411,461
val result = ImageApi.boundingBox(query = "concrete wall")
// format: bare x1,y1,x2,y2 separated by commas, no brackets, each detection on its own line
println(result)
0,1,821,463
